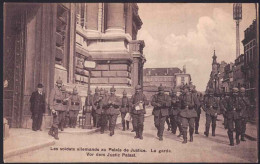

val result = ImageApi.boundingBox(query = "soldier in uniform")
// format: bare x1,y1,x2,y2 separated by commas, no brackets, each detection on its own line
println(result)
169,88,182,135
120,90,130,131
95,89,108,134
49,79,68,140
189,85,201,134
151,84,171,141
92,87,100,127
60,85,69,130
69,87,82,128
130,85,149,140
239,87,251,141
203,88,220,137
106,86,121,136
30,83,46,131
179,85,198,143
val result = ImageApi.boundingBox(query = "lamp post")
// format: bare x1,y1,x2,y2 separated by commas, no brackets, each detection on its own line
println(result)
82,56,96,129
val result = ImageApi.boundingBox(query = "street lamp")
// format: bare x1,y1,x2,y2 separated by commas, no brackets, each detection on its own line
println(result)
82,56,96,129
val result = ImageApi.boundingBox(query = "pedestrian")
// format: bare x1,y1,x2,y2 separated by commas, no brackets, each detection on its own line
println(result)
130,85,149,140
169,88,182,135
203,88,220,137
59,85,69,130
49,78,68,140
239,87,251,141
69,87,82,128
92,87,100,127
151,84,171,141
224,87,241,146
30,83,45,131
106,86,121,136
120,90,130,131
179,85,198,144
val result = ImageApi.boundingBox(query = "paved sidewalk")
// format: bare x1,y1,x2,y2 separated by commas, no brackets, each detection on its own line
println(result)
3,128,55,159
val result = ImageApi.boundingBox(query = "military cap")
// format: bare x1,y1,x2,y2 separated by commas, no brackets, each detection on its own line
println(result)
232,87,239,93
95,87,99,93
37,83,44,88
240,87,246,93
61,85,66,92
123,90,127,95
135,85,142,90
110,86,116,92
158,84,164,91
56,78,63,84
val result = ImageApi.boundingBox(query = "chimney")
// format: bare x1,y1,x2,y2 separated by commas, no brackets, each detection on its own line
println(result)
183,65,186,74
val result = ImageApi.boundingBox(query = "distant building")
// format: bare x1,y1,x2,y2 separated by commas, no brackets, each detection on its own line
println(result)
222,63,234,93
233,54,245,88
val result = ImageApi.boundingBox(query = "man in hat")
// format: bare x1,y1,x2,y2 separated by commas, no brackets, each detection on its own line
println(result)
203,88,220,137
151,84,171,141
69,87,82,128
106,86,121,136
59,85,69,130
169,88,182,135
49,78,67,140
179,85,198,144
130,85,149,140
30,83,46,131
239,87,251,141
120,90,130,131
92,87,100,127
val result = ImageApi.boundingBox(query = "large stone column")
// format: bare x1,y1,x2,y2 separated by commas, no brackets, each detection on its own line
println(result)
125,3,133,37
132,57,139,88
85,3,99,30
106,3,125,33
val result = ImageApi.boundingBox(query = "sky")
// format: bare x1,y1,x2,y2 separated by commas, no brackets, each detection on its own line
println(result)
137,3,257,91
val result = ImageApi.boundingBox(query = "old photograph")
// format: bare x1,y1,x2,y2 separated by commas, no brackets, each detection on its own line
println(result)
3,2,259,163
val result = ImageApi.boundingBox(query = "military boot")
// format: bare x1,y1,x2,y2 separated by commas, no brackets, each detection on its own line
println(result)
182,131,187,144
54,128,59,140
189,130,193,142
48,126,54,137
122,122,125,131
236,133,240,145
241,134,246,141
139,127,143,140
126,121,129,130
60,120,64,131
212,124,216,136
204,126,209,137
228,131,234,146
134,127,139,139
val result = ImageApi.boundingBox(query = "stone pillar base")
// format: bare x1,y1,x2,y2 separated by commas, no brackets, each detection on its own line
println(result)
105,28,125,34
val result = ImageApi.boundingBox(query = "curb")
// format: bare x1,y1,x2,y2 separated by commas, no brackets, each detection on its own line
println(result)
4,140,55,159
245,134,257,141
60,113,153,135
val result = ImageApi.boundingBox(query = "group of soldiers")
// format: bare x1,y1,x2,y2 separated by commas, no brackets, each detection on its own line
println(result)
48,79,82,140
47,78,252,146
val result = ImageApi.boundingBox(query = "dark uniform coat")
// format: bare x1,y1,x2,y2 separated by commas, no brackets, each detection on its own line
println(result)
151,93,171,117
106,95,121,115
169,95,181,116
69,94,82,111
130,93,149,115
120,97,130,113
30,91,46,115
203,96,220,116
179,92,198,118
49,86,65,111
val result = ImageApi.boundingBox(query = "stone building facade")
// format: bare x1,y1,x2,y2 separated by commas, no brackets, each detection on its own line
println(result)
3,3,145,129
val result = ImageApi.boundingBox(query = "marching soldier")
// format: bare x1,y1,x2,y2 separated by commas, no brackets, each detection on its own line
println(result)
60,85,69,130
106,86,121,136
203,88,220,137
169,88,182,135
179,85,198,144
130,85,149,140
69,87,82,128
30,83,45,131
92,87,100,127
189,85,201,134
120,90,130,131
239,87,251,141
219,91,228,129
96,89,108,134
95,88,104,129
49,78,68,140
224,87,241,146
151,84,171,141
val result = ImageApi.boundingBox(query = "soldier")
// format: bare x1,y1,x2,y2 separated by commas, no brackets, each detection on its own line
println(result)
130,85,149,140
92,87,100,127
190,85,201,134
219,91,228,129
96,89,108,134
224,87,241,146
69,87,82,128
120,90,130,131
169,88,182,135
30,83,46,131
179,85,198,144
49,78,68,140
94,88,104,129
106,86,121,136
60,85,69,130
203,88,220,137
151,84,171,141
